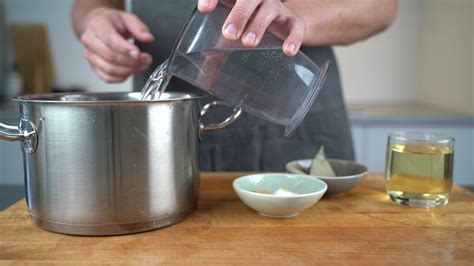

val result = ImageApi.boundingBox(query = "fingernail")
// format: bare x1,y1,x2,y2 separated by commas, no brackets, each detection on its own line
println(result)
224,24,238,39
199,0,210,8
142,32,153,40
288,43,297,55
244,32,257,45
129,50,139,59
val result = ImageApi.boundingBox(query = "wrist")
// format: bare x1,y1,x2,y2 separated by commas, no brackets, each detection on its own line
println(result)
73,3,120,37
83,7,114,32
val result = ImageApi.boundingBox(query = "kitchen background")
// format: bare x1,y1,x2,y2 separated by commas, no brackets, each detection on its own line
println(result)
0,0,473,206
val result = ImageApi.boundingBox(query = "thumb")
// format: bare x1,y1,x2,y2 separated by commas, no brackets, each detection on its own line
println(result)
120,12,154,43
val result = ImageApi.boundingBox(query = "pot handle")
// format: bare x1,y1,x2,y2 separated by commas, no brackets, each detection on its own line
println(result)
200,101,242,132
0,119,38,154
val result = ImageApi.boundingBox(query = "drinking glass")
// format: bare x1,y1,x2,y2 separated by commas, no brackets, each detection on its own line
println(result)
385,132,454,207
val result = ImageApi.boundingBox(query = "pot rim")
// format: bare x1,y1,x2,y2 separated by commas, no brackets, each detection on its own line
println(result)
14,92,203,105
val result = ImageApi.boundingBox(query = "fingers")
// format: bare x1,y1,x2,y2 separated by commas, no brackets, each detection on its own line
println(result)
99,27,139,57
80,15,154,73
216,0,304,56
282,17,305,56
86,52,129,83
222,0,261,40
91,52,153,83
197,0,219,13
85,50,147,76
81,12,152,66
79,9,155,83
81,32,135,66
241,1,281,47
85,14,141,57
120,12,154,43
94,66,128,83
83,39,152,83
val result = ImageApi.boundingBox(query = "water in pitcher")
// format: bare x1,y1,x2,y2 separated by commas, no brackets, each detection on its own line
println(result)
139,2,329,136
141,47,315,123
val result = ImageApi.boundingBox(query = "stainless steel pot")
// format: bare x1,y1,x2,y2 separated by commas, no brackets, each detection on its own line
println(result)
0,92,241,235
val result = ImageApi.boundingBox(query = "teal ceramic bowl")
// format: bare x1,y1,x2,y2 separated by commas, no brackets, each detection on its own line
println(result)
233,173,327,218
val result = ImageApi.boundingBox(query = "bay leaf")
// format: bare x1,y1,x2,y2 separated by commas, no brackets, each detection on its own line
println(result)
309,146,336,177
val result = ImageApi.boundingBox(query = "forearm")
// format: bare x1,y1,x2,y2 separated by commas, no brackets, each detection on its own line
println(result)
285,0,397,46
72,0,124,37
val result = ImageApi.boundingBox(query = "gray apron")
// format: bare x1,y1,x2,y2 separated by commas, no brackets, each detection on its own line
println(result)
132,1,354,171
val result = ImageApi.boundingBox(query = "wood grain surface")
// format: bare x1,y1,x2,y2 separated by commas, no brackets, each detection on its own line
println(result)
1,173,473,265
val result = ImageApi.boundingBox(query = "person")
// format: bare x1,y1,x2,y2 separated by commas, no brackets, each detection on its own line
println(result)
72,0,397,171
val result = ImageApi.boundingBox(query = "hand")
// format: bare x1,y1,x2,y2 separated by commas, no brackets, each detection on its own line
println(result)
79,7,154,83
197,0,305,56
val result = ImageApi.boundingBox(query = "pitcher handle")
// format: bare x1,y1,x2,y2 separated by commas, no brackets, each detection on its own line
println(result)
0,119,38,153
200,101,241,132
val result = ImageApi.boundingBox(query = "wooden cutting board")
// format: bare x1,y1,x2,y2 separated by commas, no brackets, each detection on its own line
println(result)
0,173,473,264
9,24,55,94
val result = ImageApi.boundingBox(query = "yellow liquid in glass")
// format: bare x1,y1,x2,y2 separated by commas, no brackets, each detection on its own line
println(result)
385,142,453,207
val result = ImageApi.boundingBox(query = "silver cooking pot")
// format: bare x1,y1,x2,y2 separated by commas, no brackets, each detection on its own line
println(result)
0,92,241,235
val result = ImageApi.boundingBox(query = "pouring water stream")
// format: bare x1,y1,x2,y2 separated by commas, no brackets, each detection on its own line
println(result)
139,58,171,100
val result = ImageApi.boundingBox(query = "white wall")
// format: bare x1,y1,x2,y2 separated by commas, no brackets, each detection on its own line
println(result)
335,0,422,104
335,0,473,115
4,0,131,92
417,0,474,115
